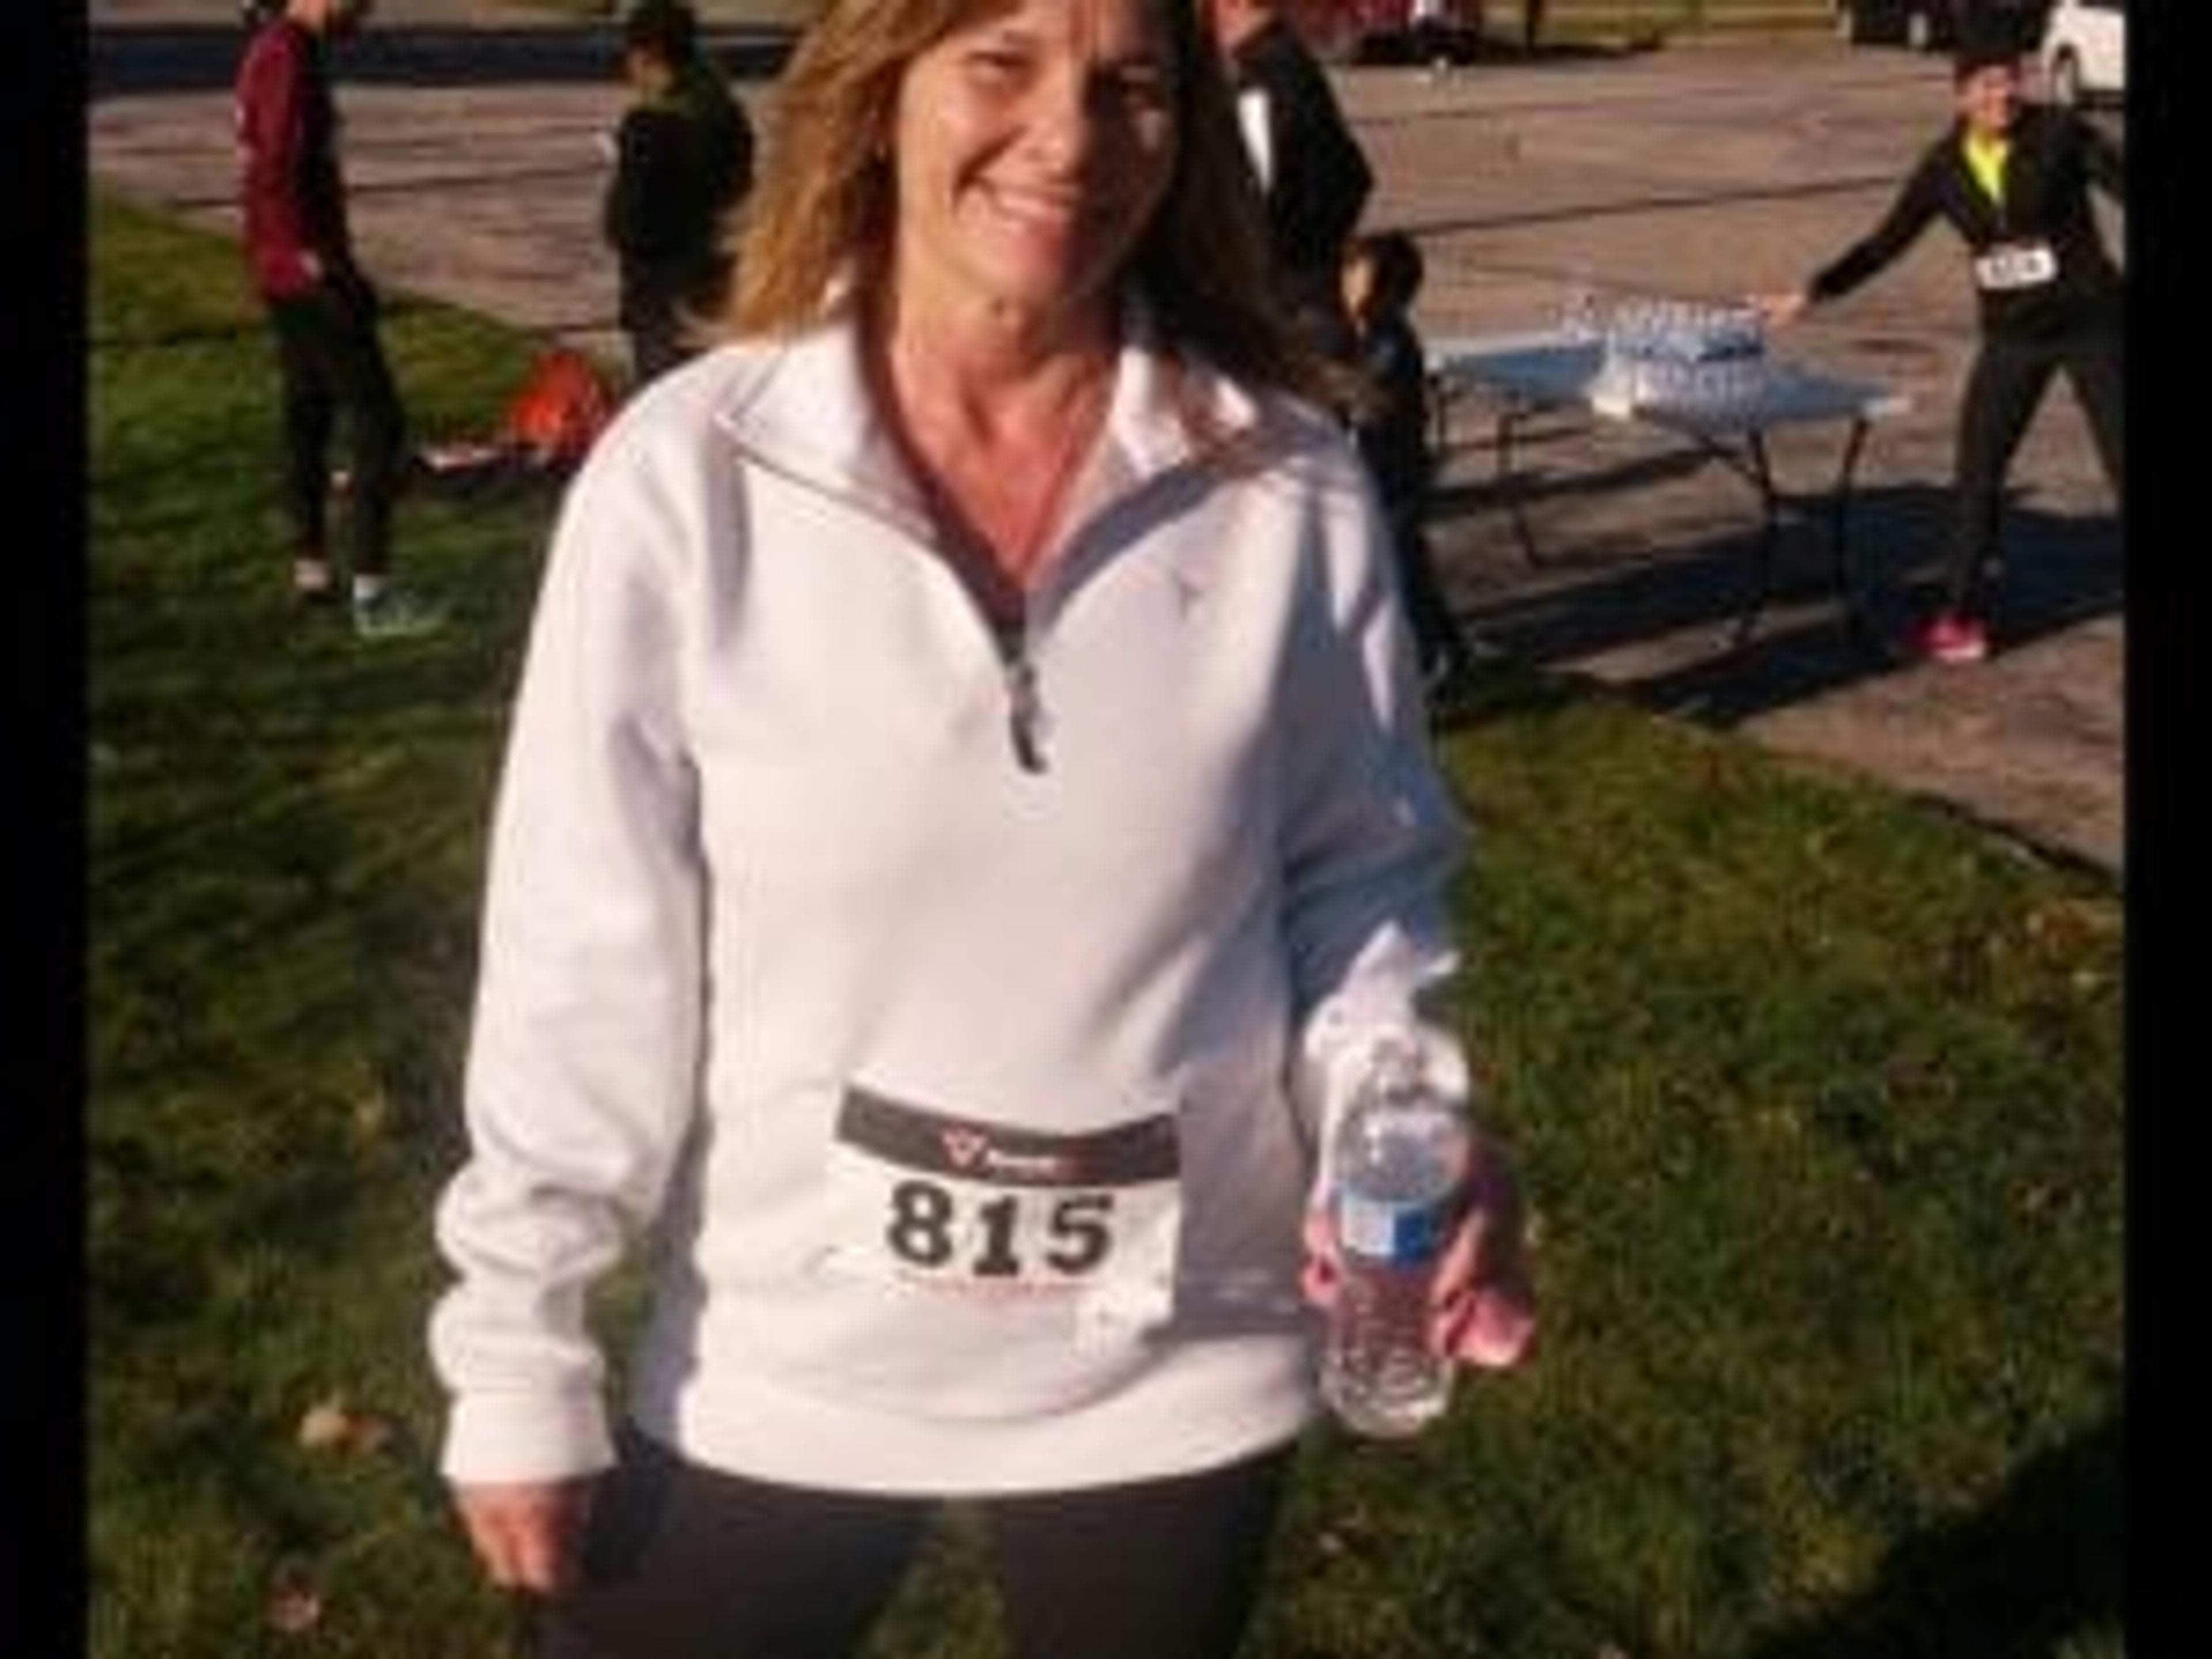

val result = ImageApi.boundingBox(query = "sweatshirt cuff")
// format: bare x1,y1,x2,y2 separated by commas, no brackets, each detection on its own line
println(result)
440,1389,617,1486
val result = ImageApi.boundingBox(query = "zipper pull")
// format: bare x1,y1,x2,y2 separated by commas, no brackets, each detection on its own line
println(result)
1004,649,1048,773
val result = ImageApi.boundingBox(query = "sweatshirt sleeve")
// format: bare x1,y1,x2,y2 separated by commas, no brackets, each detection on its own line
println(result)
427,424,709,1486
1809,145,1946,305
1275,437,1471,1200
236,31,316,293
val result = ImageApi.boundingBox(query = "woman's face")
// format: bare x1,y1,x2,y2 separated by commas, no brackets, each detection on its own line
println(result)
887,0,1182,328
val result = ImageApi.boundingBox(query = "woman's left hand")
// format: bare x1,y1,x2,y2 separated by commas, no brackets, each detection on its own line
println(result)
1302,1130,1537,1370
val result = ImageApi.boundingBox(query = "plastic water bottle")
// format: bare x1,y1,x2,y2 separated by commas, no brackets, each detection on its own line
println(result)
1319,1037,1474,1438
1559,266,1601,344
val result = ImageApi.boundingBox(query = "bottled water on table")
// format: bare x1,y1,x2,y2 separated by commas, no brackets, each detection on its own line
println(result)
1320,1036,1474,1438
1558,267,1601,344
1597,295,1770,412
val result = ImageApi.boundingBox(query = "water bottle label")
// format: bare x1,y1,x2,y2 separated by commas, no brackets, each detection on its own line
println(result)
1336,1190,1452,1266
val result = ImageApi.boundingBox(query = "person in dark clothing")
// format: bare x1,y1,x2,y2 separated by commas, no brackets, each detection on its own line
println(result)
1341,230,1477,696
603,1,757,388
1522,0,1548,52
1206,0,1373,350
1756,33,2122,665
235,0,443,639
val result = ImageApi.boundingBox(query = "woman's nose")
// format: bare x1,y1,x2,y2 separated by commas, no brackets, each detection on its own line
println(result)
1027,63,1104,167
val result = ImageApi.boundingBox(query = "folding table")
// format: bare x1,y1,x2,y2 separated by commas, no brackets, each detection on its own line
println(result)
1427,329,1912,650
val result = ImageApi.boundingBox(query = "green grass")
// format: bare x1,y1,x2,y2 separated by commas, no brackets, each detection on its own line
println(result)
89,188,2122,1659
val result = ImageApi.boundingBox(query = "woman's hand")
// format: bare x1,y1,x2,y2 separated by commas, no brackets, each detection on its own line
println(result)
450,1478,599,1596
1302,1130,1537,1370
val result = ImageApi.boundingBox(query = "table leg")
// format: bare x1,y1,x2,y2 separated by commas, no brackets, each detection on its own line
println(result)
1825,418,1888,658
1727,428,1782,650
1495,406,1546,567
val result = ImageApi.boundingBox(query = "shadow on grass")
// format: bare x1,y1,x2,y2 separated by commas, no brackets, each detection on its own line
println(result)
1743,1412,2122,1659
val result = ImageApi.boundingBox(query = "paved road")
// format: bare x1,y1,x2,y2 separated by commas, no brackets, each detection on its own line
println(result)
86,13,2125,874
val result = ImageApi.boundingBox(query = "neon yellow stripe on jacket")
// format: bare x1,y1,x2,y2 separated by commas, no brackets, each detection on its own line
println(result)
1963,131,2009,208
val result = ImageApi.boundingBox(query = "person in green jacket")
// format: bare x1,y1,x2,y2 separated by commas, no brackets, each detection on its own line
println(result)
603,1,757,387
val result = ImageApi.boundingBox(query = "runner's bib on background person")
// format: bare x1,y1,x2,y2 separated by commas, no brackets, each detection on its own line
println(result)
823,1086,1183,1342
1972,241,2058,291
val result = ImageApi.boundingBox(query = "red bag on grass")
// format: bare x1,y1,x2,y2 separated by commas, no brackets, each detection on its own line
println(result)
496,347,616,471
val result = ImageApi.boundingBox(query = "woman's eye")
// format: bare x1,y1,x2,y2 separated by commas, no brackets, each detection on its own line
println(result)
965,46,1031,81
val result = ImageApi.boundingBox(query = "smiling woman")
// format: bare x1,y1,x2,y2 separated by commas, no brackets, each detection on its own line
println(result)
422,0,1537,1653
868,0,1190,609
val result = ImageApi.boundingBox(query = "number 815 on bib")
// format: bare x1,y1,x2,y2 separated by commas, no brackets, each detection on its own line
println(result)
822,1088,1183,1306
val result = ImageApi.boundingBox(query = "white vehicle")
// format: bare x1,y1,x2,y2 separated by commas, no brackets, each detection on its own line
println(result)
2039,0,2125,107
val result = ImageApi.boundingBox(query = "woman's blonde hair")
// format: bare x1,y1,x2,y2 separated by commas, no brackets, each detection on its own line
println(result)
724,0,1327,400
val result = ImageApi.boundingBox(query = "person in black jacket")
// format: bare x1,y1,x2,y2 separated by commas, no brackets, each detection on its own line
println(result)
1207,0,1373,351
1341,230,1477,696
1756,33,2123,665
603,1,756,388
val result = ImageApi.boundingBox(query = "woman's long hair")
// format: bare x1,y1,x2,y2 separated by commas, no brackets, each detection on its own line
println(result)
725,0,1331,402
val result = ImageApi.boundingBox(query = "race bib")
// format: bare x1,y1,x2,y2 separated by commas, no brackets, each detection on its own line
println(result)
821,1086,1183,1339
1972,241,2058,292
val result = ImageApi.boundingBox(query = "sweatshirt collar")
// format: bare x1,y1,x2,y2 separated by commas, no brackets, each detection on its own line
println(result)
706,293,1271,536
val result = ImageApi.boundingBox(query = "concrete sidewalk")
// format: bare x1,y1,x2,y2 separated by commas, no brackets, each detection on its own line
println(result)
85,16,2125,877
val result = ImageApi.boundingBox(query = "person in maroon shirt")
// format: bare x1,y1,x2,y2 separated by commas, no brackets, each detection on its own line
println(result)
236,0,442,638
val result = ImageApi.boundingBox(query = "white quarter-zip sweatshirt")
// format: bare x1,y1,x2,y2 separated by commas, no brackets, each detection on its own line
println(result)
429,308,1472,1496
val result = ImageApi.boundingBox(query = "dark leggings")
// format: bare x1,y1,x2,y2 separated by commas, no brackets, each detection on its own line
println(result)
1387,506,1474,679
267,276,406,578
1944,312,2124,618
536,1426,1297,1659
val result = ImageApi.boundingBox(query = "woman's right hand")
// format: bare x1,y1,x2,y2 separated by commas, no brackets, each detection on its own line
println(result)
450,1478,599,1596
1751,289,1809,328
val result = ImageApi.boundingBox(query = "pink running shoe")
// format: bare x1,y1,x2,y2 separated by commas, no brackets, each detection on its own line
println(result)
1912,611,1990,665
